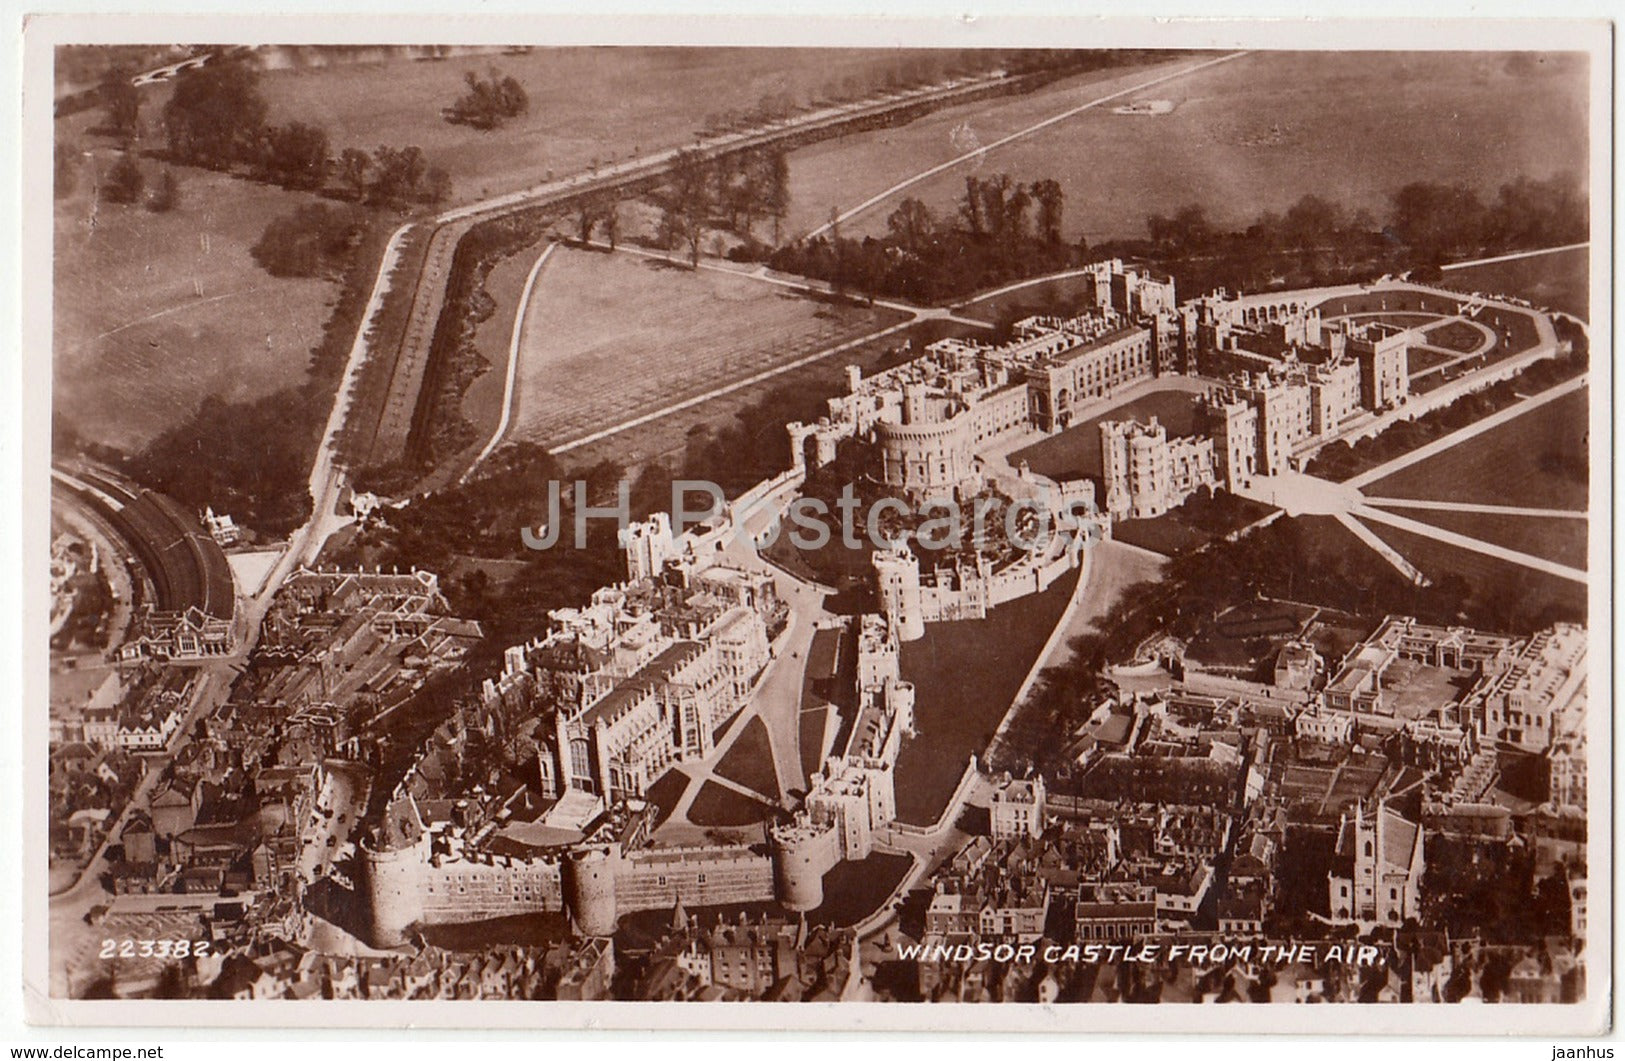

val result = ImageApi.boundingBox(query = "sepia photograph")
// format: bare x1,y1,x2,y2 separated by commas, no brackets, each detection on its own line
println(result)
14,11,1612,1036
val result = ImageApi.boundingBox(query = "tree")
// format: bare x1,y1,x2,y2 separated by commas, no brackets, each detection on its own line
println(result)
603,201,620,250
1390,182,1486,263
98,64,141,142
262,121,330,190
103,153,144,204
146,168,180,213
422,165,452,205
576,197,598,243
446,67,528,130
338,148,370,201
665,147,712,267
1031,178,1064,245
369,144,428,207
886,198,935,255
960,175,986,236
162,55,268,168
1281,194,1346,249
762,148,790,245
251,203,364,278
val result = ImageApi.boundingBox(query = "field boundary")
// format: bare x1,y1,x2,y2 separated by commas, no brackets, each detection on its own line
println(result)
460,243,558,483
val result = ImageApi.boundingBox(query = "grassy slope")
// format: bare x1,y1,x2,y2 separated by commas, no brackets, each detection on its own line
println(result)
1362,389,1589,511
52,151,337,451
789,50,1588,244
507,247,905,448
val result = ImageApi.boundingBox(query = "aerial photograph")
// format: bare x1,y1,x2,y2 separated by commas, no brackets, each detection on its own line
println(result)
38,34,1601,1024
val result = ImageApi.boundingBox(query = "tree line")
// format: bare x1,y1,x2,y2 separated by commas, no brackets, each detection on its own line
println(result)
1113,174,1588,298
649,145,792,266
91,53,453,210
767,172,1081,304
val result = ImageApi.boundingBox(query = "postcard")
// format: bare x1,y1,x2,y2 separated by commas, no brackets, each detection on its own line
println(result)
20,13,1612,1034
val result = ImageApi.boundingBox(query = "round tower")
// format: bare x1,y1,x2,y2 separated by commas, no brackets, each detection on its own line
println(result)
565,846,619,937
772,825,826,912
359,838,425,948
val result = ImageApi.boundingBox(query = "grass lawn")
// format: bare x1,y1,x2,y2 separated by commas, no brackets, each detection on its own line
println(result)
643,769,692,828
1364,520,1587,625
894,566,1079,826
687,781,778,828
1375,507,1588,571
807,853,913,928
554,318,978,487
1406,348,1457,375
1010,388,1205,485
1363,388,1589,511
507,247,906,449
713,717,781,800
52,149,339,452
954,273,1100,324
1441,245,1590,321
795,51,1587,244
418,911,572,952
798,626,843,784
1423,320,1490,354
246,47,939,206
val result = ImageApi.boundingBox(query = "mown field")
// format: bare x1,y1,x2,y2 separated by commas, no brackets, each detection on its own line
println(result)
789,50,1588,244
52,152,338,452
894,567,1079,826
1440,245,1591,320
249,47,952,205
505,247,908,450
1010,386,1205,485
1362,388,1589,511
1374,507,1588,571
51,46,928,457
714,717,781,800
1363,521,1586,626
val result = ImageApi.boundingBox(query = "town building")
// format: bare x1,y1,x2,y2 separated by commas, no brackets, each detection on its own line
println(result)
1328,800,1424,926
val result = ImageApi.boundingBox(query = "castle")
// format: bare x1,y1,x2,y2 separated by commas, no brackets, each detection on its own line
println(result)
787,259,1181,499
771,614,915,911
361,613,921,946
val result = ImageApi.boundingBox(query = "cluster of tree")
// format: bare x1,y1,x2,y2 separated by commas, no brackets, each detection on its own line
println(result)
96,64,142,142
161,56,269,168
157,54,449,207
346,144,452,207
1391,175,1589,264
251,202,367,278
341,442,631,667
101,152,181,212
651,146,791,265
444,67,529,130
254,121,331,190
767,173,1080,304
1111,174,1589,299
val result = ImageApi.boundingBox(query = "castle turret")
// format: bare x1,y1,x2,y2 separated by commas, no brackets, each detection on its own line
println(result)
872,547,924,642
772,821,828,912
565,845,620,937
360,794,429,947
